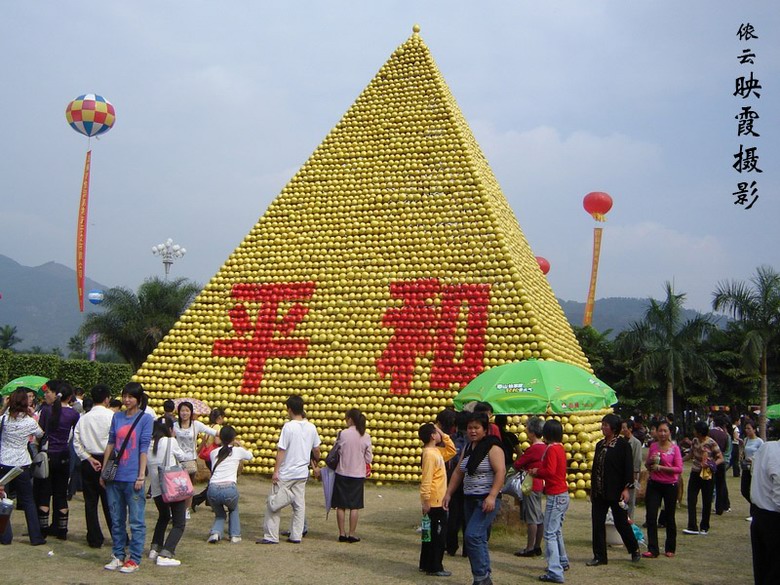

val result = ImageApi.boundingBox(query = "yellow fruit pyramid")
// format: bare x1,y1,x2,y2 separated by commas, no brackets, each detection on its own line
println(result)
134,26,591,482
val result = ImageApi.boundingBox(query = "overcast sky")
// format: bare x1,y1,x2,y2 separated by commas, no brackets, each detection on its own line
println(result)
2,2,777,313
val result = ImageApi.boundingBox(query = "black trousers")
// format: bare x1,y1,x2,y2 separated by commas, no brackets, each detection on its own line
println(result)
591,496,638,562
687,470,713,532
445,486,464,555
645,480,677,555
152,496,187,556
751,507,780,585
419,507,448,573
714,463,730,514
741,470,753,506
81,457,112,547
731,443,741,477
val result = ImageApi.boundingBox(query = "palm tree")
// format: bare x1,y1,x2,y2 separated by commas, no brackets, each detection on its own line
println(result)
712,265,780,439
617,282,715,415
0,324,22,350
79,277,201,372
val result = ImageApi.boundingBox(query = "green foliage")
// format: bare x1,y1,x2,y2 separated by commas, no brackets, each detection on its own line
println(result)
0,349,11,385
7,353,61,380
79,276,201,372
56,359,100,390
0,325,22,350
97,362,133,396
615,282,715,415
0,351,131,396
712,265,780,438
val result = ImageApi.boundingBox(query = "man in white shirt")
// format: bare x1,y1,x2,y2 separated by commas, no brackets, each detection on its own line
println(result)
258,395,320,544
73,385,114,548
750,440,780,585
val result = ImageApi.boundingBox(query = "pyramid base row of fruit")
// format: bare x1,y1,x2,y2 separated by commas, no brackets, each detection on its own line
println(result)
147,389,608,497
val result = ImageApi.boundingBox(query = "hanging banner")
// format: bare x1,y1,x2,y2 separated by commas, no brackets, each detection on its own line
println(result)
76,150,92,312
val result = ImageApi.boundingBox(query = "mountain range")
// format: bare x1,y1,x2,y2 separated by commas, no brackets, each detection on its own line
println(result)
0,254,710,352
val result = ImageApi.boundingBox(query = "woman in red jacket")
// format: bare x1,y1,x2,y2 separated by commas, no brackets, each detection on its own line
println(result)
529,419,570,583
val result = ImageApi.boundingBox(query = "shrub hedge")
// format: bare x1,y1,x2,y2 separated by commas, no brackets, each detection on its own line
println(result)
0,352,132,397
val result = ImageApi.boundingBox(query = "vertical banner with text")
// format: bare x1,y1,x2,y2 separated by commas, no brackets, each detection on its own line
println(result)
76,150,92,312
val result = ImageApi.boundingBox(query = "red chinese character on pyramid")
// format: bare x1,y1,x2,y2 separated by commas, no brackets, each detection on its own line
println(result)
377,278,490,395
213,282,315,394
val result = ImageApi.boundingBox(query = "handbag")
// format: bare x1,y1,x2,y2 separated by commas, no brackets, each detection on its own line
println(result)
501,469,525,500
325,432,342,471
160,439,194,503
31,431,49,480
101,412,145,482
198,442,218,463
521,471,535,497
31,450,49,480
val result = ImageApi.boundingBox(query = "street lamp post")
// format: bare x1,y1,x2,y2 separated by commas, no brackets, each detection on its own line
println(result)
152,238,186,280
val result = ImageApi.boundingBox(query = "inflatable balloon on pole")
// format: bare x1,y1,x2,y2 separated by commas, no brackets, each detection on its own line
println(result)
582,191,613,326
65,94,116,311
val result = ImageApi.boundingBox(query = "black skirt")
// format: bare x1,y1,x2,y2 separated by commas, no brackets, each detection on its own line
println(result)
332,473,365,509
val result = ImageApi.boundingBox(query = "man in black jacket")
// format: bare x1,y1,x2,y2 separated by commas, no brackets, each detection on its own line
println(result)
587,413,640,566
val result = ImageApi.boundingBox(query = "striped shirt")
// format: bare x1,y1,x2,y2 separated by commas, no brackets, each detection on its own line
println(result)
460,446,495,496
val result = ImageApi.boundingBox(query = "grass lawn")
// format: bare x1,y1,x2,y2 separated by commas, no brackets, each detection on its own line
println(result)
1,472,752,584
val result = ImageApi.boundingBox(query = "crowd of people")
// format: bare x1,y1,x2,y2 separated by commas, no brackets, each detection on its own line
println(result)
1,383,778,584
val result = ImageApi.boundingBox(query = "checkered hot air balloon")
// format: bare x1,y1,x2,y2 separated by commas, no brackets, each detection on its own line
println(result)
65,94,116,138
66,94,116,313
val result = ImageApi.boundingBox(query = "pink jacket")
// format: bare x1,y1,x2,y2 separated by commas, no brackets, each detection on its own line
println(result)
335,426,373,478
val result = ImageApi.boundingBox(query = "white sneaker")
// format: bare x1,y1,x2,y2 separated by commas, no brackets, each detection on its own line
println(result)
682,529,699,535
700,530,708,535
230,536,242,543
148,550,159,561
207,533,220,544
156,556,181,567
104,556,124,571
185,510,191,520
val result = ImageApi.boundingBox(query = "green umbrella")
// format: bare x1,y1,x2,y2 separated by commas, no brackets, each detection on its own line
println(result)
766,403,780,418
1,375,49,398
453,359,617,415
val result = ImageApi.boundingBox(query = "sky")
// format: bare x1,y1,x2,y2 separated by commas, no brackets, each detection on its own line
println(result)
1,1,778,313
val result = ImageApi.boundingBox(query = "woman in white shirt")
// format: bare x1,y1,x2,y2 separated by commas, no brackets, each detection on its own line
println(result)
173,402,216,516
206,426,253,543
147,418,187,566
0,389,46,545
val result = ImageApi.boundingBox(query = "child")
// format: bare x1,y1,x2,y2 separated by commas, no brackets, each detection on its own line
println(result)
418,422,456,576
206,426,253,543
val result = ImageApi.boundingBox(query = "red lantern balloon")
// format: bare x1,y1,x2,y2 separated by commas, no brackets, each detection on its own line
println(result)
583,191,613,221
536,256,551,275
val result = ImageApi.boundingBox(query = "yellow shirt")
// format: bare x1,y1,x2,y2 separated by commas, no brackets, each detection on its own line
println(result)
420,433,456,507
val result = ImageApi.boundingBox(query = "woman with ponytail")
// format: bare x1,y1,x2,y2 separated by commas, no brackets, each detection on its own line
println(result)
206,425,253,544
332,408,373,542
35,380,80,539
146,418,187,566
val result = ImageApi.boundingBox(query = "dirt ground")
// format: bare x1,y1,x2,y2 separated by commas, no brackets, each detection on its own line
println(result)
0,472,754,585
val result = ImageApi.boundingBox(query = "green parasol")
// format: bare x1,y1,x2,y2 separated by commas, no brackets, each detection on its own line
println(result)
766,403,780,418
453,359,617,415
1,375,50,398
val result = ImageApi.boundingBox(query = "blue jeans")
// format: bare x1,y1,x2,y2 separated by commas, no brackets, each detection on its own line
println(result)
543,493,570,582
463,495,500,581
106,481,146,563
208,482,241,538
